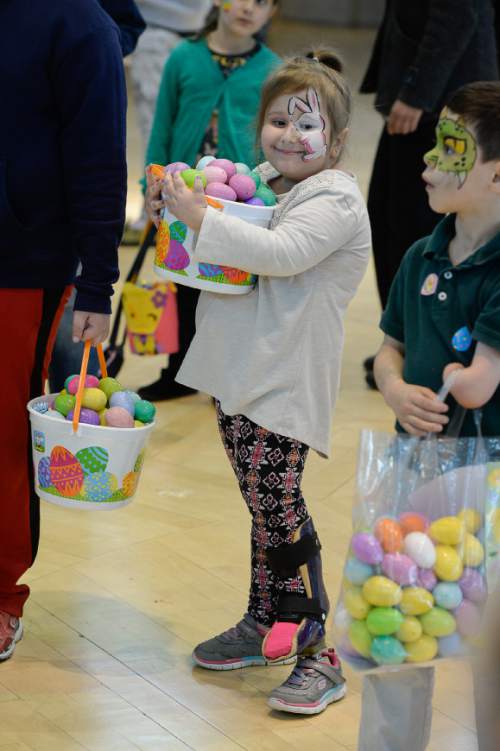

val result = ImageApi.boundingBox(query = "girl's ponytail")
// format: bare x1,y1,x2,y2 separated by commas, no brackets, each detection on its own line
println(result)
304,49,343,75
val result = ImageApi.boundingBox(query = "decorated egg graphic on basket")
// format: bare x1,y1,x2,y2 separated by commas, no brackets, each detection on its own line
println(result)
83,471,118,502
122,471,139,498
38,456,52,489
49,446,84,497
76,447,109,475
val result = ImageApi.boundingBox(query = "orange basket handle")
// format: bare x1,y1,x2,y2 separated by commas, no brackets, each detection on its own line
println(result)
72,342,107,433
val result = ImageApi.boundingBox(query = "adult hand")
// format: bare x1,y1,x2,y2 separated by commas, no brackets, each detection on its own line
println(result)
387,100,424,135
384,378,449,436
72,311,110,345
163,173,207,232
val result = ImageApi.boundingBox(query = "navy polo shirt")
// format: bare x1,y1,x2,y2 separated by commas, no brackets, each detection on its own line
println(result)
381,214,500,437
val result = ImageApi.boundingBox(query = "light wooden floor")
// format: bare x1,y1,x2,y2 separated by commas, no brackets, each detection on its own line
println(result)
5,19,478,751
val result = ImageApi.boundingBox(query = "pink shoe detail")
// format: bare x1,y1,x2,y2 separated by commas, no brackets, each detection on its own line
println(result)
263,621,299,660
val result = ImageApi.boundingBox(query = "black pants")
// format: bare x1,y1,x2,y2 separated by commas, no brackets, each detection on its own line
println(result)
163,284,200,380
368,119,441,309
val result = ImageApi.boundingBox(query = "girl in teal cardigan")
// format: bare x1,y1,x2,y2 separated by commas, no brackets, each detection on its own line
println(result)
139,0,280,402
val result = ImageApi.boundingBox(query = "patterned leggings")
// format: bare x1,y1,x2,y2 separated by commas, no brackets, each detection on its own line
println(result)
216,403,311,626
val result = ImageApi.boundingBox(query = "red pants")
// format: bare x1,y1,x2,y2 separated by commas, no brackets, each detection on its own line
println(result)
0,287,69,616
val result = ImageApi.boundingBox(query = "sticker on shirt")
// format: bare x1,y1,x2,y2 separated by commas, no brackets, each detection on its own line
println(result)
421,273,438,296
451,326,472,352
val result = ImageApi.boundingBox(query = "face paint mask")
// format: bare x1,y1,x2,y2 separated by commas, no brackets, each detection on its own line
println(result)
287,87,327,162
424,109,477,189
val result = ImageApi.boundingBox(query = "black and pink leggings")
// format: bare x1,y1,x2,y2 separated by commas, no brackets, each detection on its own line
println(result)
216,402,311,627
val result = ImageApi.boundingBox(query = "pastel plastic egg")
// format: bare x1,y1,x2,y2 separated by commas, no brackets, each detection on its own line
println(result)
399,512,429,535
38,456,52,488
49,446,84,497
362,576,402,607
229,174,256,201
110,391,135,416
404,532,436,569
366,607,404,636
375,518,404,553
75,446,109,475
420,607,456,637
245,197,265,206
67,374,100,395
83,471,118,502
381,553,418,586
234,162,252,175
348,621,372,658
195,155,215,170
333,606,352,632
250,170,261,189
396,616,423,643
438,633,468,657
203,165,228,184
254,183,277,206
99,409,107,426
104,406,134,428
400,587,434,616
344,557,373,586
405,635,438,663
81,388,107,412
180,169,207,189
433,582,463,610
165,161,190,174
371,636,406,665
66,408,100,426
459,568,487,603
351,533,383,565
205,182,237,202
134,399,156,424
458,533,484,567
134,420,145,428
457,509,482,534
429,516,465,546
344,587,371,620
434,545,463,581
417,567,437,591
64,374,78,391
99,377,122,400
454,599,481,637
123,390,141,405
210,158,236,179
54,392,76,417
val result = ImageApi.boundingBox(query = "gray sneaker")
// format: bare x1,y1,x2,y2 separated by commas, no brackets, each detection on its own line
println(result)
193,613,296,671
268,648,346,714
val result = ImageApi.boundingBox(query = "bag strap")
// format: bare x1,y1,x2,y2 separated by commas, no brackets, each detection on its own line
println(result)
72,341,108,433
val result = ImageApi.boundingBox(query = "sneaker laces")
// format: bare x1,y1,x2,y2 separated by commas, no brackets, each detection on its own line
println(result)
285,649,339,689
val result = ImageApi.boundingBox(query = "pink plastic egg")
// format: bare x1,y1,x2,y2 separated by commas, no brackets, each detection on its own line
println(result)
203,166,228,184
381,553,418,586
165,161,190,174
67,374,100,395
459,568,487,603
245,197,265,206
417,567,438,591
210,158,236,179
454,599,481,637
229,174,256,201
105,406,135,428
351,533,384,565
66,408,100,426
205,182,237,202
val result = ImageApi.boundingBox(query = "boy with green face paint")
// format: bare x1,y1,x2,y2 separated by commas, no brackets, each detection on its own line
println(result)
359,81,500,750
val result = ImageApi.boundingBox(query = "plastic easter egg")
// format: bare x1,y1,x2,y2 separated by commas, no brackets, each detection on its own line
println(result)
99,377,122,400
404,532,436,569
434,545,463,582
38,456,52,488
165,161,190,174
333,606,352,632
429,516,465,546
122,471,139,498
458,533,484,567
454,599,481,637
245,197,265,206
433,582,463,610
399,511,429,535
205,182,237,202
210,158,236,179
250,170,261,189
254,183,277,206
229,174,256,201
381,553,418,586
99,409,107,426
371,636,406,665
396,616,423,643
420,607,456,637
105,406,134,428
75,446,109,475
351,533,383,565
375,518,404,553
459,568,487,603
123,390,141,405
438,633,468,658
83,471,118,502
366,607,404,636
196,155,215,170
110,391,135,416
180,169,207,189
66,408,100,426
81,387,107,412
67,374,100,395
405,635,438,663
234,162,252,176
348,621,372,658
400,587,434,616
344,587,371,620
417,568,437,591
64,374,78,391
339,634,361,659
49,446,84,497
134,420,145,428
54,392,76,417
362,576,402,607
203,165,228,184
457,509,482,534
344,557,373,586
134,399,156,424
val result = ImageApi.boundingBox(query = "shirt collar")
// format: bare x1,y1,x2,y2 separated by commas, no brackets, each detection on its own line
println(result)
422,214,500,267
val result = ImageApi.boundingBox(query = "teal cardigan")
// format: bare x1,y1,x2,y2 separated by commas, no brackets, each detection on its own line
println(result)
145,38,280,174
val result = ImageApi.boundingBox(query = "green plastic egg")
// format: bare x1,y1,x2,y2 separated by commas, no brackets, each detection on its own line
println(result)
370,636,406,665
54,392,76,417
366,607,404,636
250,170,261,189
400,587,434,616
181,168,207,189
254,184,277,206
396,616,423,643
420,607,456,637
405,634,438,663
348,620,372,658
363,576,402,607
99,377,122,401
344,587,371,620
134,399,156,424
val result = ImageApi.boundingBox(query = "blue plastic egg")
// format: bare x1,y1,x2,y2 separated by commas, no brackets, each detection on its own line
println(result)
344,557,373,586
110,391,135,416
438,632,468,658
433,582,463,610
370,636,406,665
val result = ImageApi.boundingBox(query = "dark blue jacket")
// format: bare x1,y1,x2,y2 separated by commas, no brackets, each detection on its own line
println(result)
100,0,146,56
0,0,128,313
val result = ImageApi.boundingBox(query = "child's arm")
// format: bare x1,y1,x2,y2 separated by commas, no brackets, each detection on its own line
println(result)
443,342,500,409
375,336,449,436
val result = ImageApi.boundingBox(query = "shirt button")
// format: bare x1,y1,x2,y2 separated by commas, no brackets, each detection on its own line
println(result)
438,291,447,301
444,271,453,280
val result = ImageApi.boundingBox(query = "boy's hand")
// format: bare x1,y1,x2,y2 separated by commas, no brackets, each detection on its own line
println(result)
384,378,449,436
72,311,110,345
163,173,207,231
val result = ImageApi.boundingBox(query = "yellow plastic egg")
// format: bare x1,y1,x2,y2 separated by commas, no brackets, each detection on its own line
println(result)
429,516,465,546
396,616,423,643
405,635,438,663
457,533,484,567
400,587,434,616
434,545,463,582
362,576,402,608
457,509,482,534
99,409,107,426
344,587,371,620
81,387,107,412
349,620,372,658
492,508,500,544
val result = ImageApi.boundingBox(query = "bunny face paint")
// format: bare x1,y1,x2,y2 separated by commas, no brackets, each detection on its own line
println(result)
288,87,327,161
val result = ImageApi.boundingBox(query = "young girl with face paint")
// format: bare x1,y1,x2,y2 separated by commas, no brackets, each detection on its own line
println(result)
146,49,371,714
